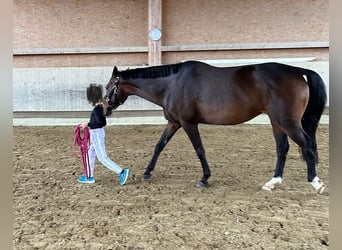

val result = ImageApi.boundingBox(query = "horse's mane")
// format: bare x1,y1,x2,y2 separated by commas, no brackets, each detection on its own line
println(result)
120,62,188,79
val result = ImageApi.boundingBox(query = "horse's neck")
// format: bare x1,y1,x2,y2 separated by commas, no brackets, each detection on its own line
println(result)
124,78,168,106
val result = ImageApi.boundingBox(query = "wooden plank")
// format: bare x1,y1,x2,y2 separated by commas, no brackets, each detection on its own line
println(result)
148,0,162,66
13,47,148,55
162,41,329,52
13,41,328,56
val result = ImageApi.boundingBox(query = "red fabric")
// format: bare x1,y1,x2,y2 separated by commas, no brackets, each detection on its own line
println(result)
74,124,91,178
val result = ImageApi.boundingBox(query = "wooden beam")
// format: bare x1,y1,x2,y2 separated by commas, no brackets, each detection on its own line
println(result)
161,41,329,52
13,47,148,55
148,0,162,66
13,41,328,56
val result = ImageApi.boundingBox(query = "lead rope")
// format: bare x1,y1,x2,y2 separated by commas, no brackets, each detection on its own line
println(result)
74,124,91,178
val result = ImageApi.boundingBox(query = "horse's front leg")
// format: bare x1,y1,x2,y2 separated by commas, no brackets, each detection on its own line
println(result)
181,122,211,188
142,122,181,180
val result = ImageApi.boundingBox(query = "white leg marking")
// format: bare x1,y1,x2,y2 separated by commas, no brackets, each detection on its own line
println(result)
262,177,282,191
311,176,326,194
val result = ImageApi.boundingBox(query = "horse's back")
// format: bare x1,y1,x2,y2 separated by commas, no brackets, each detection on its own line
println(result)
175,61,312,125
170,61,265,124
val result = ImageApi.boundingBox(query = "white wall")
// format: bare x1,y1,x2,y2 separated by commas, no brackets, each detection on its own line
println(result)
13,61,329,113
13,66,160,112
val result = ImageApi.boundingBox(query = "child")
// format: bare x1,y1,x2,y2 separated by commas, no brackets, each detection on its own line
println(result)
77,84,130,185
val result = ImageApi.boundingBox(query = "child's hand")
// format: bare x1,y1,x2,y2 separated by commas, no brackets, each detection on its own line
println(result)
80,123,88,129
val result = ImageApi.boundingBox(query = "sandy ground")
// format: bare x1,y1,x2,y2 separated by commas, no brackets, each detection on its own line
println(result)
13,124,329,249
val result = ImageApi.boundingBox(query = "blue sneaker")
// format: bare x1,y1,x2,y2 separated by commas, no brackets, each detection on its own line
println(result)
77,175,95,184
119,168,130,185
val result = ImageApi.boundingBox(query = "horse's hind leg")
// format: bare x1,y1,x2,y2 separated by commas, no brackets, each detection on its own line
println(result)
284,124,325,194
181,122,211,188
142,122,181,180
262,125,289,191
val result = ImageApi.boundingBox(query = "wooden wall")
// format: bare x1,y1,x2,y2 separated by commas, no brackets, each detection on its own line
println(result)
14,0,328,67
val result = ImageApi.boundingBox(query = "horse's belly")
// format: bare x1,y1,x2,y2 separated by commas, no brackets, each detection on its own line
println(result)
200,108,261,125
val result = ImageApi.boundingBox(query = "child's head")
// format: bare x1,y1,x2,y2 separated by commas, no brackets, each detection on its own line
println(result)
87,84,103,106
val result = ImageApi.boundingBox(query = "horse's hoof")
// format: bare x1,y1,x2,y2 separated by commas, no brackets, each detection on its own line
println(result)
261,184,274,192
141,173,152,181
317,184,326,194
311,176,325,194
262,177,282,191
197,181,208,188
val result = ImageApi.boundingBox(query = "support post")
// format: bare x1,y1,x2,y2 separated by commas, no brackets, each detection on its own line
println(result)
148,0,162,66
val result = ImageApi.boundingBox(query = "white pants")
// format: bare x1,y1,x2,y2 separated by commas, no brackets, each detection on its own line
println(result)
87,128,122,177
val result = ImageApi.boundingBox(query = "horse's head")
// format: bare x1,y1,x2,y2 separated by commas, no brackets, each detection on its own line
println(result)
104,66,128,116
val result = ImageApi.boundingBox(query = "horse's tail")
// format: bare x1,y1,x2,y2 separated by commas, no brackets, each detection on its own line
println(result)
301,69,327,162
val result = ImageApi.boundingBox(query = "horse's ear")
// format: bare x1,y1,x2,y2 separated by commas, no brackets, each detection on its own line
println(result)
112,66,119,77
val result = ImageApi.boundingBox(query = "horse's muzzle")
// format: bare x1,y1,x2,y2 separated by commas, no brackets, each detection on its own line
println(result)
105,104,114,116
104,94,114,116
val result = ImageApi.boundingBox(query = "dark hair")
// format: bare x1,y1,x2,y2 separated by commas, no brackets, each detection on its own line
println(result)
86,84,103,106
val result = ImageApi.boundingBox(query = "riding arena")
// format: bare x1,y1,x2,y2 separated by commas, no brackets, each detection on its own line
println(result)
13,1,329,249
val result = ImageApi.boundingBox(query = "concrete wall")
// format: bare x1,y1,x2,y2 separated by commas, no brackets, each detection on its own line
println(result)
13,66,160,112
13,60,329,113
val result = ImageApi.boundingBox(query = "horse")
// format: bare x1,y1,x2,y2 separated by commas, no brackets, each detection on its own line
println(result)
104,60,327,194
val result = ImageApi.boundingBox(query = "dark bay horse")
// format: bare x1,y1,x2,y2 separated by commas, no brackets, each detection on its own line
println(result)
104,61,327,194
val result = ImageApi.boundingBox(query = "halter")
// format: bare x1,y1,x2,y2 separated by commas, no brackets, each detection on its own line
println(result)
73,124,91,178
104,76,120,109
